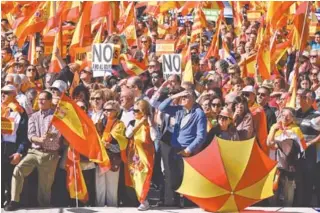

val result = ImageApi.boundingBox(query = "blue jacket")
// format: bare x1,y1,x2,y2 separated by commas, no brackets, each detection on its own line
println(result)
158,98,207,154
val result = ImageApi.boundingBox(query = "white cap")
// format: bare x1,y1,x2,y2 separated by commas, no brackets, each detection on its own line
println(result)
242,85,255,94
2,84,17,92
50,80,67,93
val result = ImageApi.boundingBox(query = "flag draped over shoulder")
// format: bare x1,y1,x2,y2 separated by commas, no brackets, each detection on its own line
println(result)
101,119,128,163
51,94,110,168
125,123,155,203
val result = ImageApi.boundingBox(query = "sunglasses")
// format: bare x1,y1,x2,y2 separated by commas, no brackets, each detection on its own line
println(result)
218,116,230,121
104,108,115,112
151,75,159,79
141,40,148,43
133,109,141,113
242,92,251,97
90,97,101,101
149,65,155,68
310,55,317,59
27,68,36,72
212,103,222,108
1,91,11,95
257,92,267,97
310,72,318,76
15,64,23,68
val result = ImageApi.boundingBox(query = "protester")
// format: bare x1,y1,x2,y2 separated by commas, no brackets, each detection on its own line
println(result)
5,91,61,211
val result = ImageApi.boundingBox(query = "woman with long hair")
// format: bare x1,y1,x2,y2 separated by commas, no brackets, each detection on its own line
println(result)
125,100,158,211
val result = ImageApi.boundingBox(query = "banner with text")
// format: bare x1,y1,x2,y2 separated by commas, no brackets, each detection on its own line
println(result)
162,54,182,80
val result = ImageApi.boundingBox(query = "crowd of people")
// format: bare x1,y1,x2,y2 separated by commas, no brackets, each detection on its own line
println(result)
1,1,320,212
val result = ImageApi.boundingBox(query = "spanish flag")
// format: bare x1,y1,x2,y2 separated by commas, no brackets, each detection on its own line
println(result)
48,22,63,73
190,7,207,43
291,2,310,51
65,147,88,202
205,10,223,60
63,1,81,23
52,94,110,169
101,119,128,163
256,39,271,80
117,1,134,34
178,2,200,16
120,54,147,76
14,2,50,47
125,123,155,203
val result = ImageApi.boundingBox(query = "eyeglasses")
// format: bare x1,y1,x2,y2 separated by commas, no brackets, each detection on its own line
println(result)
242,92,251,97
218,116,229,121
90,97,101,101
104,108,115,112
81,70,92,74
149,65,155,68
310,55,317,59
27,68,36,72
310,72,318,76
133,109,141,113
212,103,222,108
257,92,267,97
141,40,148,44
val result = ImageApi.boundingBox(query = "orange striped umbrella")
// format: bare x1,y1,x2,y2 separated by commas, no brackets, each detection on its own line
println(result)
176,137,277,212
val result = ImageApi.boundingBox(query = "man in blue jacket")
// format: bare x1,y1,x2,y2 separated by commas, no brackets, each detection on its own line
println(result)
158,89,207,206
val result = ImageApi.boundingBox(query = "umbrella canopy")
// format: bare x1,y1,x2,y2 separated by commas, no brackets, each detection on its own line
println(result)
176,137,277,212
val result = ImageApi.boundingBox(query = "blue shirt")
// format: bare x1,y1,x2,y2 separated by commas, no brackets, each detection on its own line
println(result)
310,41,320,50
158,98,207,154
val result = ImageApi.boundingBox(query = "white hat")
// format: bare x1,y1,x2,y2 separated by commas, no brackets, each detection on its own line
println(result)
50,80,67,93
242,85,255,94
2,84,17,92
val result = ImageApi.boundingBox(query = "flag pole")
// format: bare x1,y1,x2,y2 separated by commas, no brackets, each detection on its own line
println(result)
72,147,79,208
298,2,310,53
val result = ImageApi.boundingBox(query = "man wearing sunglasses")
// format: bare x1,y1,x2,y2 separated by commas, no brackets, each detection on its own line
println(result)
257,83,277,132
242,85,269,155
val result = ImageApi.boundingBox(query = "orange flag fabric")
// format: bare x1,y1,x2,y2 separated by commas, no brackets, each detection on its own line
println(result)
48,23,63,73
190,7,207,43
65,147,88,202
256,39,271,80
90,1,110,22
52,94,110,170
125,123,155,203
250,103,269,155
119,54,147,76
291,2,310,51
205,9,223,60
64,1,81,23
14,2,50,47
117,2,135,34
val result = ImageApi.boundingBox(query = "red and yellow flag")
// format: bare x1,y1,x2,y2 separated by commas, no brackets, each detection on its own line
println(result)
205,10,223,60
48,23,63,73
63,1,81,23
14,2,50,47
291,2,310,51
52,94,110,169
65,147,88,202
190,7,207,43
256,39,271,80
125,123,155,203
69,2,93,56
117,2,135,34
120,54,147,76
102,119,128,163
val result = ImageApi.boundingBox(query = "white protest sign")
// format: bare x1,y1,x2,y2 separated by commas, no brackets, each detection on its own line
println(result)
162,54,182,80
92,43,114,77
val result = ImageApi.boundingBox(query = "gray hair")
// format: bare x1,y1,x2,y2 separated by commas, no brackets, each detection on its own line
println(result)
7,73,22,86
